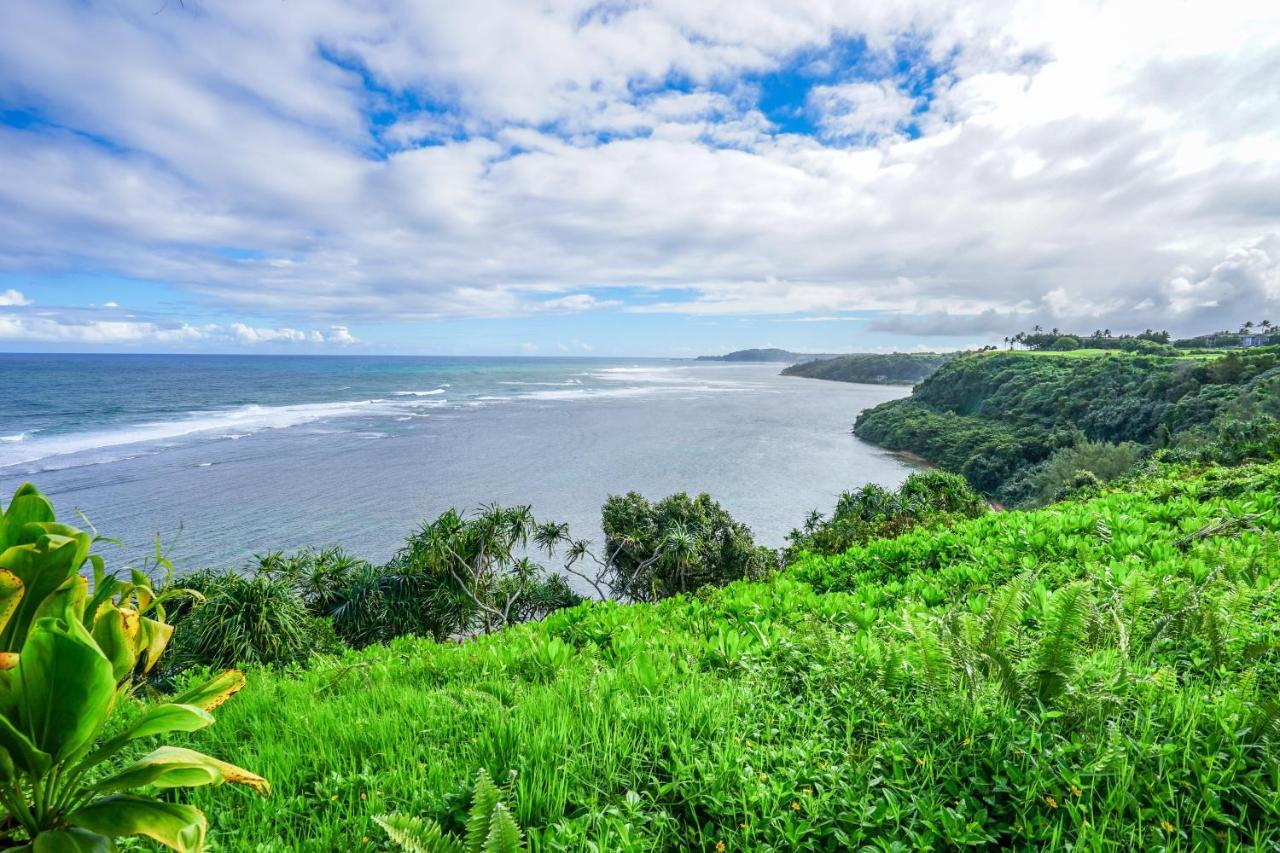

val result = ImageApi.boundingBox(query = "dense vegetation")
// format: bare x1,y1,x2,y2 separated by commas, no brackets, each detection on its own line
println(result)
781,352,955,385
164,460,1280,849
854,348,1280,504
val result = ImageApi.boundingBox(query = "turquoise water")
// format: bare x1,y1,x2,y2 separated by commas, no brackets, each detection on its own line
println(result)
0,354,914,574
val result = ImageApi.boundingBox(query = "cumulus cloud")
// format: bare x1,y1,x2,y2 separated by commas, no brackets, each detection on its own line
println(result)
0,0,1278,340
0,290,30,307
808,81,918,141
230,324,311,344
229,323,359,345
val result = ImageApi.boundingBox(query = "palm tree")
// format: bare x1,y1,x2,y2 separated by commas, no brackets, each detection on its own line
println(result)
1103,328,1111,338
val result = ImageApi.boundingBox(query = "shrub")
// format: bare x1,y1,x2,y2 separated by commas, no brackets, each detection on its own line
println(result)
788,471,987,557
168,572,328,670
257,545,369,617
1007,438,1143,506
1050,335,1080,350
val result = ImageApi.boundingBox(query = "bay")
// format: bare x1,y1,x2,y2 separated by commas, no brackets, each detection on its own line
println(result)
0,354,914,574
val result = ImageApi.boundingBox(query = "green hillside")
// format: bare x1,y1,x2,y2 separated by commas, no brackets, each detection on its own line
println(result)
854,348,1280,504
782,352,955,384
174,460,1280,849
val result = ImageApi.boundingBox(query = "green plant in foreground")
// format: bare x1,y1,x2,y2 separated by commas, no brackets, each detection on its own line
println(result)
0,483,268,851
377,768,524,852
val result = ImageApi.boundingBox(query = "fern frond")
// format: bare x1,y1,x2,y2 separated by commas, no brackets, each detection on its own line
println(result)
986,648,1022,704
1251,698,1280,745
483,803,525,853
375,814,463,853
1030,581,1093,705
981,573,1028,656
905,615,952,694
465,769,503,853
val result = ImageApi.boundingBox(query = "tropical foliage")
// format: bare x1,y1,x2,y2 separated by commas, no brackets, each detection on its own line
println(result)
0,484,266,851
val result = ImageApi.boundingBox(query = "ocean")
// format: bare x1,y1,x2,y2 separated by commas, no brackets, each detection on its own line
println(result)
0,353,915,576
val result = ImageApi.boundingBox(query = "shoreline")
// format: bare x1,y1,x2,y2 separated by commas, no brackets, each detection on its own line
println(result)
891,449,935,468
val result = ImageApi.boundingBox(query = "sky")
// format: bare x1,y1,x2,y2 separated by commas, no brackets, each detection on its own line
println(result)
0,1,1278,356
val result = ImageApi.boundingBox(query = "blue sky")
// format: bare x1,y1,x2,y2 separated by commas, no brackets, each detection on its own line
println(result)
0,1,1278,355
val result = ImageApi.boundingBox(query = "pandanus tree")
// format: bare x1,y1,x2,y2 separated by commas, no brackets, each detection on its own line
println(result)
393,504,579,635
549,492,772,603
0,483,267,851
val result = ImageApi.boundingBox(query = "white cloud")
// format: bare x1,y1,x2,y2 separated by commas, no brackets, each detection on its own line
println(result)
230,323,309,344
0,290,30,307
808,81,918,141
0,314,212,344
0,0,1278,339
328,325,358,345
229,323,359,345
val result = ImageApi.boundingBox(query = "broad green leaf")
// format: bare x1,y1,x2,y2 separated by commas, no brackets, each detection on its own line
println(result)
94,746,270,795
130,569,155,614
16,617,115,762
15,523,92,558
0,536,86,652
0,483,55,550
31,828,112,852
82,557,118,627
134,617,174,675
32,575,88,628
170,669,246,712
0,652,17,716
0,568,23,638
70,794,207,853
80,704,215,773
0,709,51,776
123,703,215,740
91,603,139,681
